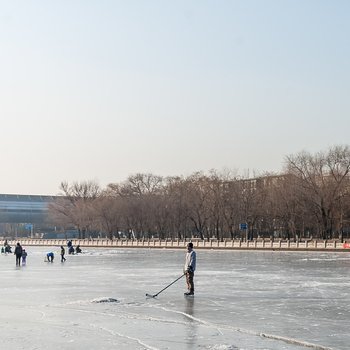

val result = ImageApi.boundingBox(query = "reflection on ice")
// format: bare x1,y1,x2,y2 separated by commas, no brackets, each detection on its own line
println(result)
0,247,348,349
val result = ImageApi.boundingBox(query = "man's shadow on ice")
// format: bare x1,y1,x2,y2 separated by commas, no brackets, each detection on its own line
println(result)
184,297,197,349
184,297,195,317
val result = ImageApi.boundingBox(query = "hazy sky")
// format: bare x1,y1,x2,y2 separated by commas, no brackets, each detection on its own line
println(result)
1,0,349,195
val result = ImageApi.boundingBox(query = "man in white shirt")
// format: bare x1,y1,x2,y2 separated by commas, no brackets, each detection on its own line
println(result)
184,242,196,296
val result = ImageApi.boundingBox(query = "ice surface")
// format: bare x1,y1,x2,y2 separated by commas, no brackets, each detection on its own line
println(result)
0,246,348,349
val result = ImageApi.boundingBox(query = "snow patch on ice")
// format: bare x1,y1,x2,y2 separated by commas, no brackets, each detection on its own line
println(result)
92,297,119,303
206,345,239,350
62,297,120,305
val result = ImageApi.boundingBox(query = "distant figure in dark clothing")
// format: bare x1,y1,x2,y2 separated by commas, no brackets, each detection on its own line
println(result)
75,245,82,254
68,245,75,255
60,246,66,262
14,243,23,266
4,240,12,253
46,252,54,262
22,249,27,265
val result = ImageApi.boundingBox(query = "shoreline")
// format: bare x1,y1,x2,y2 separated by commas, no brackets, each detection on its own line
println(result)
1,238,350,252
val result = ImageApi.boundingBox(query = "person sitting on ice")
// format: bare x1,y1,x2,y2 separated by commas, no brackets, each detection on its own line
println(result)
75,245,82,254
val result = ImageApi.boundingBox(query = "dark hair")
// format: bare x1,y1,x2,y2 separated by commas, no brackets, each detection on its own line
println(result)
187,242,193,248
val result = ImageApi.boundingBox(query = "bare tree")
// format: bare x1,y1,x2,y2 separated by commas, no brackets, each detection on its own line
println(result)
49,145,350,242
92,193,124,240
285,145,350,239
165,176,190,240
48,196,74,239
107,174,165,239
182,173,212,240
51,180,101,239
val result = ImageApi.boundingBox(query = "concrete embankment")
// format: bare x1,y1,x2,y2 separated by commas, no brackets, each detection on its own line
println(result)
1,238,350,251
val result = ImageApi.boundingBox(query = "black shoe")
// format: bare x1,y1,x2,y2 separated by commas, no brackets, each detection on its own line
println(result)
184,291,194,296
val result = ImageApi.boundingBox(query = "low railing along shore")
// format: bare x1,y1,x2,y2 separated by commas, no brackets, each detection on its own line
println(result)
1,238,350,251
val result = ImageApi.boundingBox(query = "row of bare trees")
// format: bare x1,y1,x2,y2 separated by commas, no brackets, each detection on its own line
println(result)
49,145,350,241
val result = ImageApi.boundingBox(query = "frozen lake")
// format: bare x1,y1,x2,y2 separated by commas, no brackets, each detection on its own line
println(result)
0,246,349,350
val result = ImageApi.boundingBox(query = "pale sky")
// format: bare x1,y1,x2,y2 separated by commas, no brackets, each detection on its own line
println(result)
0,0,349,195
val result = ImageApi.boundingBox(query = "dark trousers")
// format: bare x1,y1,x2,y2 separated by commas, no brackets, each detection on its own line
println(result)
16,254,21,266
186,271,194,292
61,254,66,262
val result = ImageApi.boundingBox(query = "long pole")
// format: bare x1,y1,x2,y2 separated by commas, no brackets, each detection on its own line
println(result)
146,273,185,298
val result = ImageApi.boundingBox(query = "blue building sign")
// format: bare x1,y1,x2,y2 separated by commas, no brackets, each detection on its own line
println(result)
24,223,33,230
239,223,248,230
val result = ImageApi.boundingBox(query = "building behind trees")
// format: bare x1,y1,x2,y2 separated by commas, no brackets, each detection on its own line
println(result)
0,194,57,238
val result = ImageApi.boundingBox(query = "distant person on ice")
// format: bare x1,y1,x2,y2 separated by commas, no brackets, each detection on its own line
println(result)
184,242,196,296
14,242,23,266
22,249,27,265
46,252,54,262
60,246,66,262
67,240,74,254
75,245,82,254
